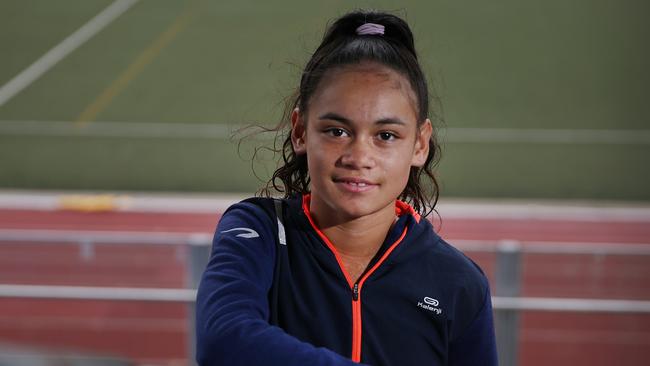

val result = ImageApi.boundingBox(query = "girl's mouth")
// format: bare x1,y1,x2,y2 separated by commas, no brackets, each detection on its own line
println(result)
333,177,378,193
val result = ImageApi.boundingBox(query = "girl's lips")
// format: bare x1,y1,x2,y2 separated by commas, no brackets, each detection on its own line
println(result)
333,177,378,193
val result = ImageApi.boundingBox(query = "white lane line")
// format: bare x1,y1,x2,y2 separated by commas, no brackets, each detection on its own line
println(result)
1,120,649,145
0,0,139,107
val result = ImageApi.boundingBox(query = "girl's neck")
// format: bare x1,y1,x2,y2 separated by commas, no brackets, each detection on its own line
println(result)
309,198,397,259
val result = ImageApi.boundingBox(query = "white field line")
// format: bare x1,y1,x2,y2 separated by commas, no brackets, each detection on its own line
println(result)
440,127,650,145
0,120,245,139
0,190,649,222
1,120,650,145
0,0,139,107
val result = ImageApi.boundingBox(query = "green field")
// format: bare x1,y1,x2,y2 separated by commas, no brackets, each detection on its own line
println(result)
1,0,648,200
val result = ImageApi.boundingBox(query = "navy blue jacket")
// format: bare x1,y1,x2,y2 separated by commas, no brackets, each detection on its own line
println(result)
196,194,498,365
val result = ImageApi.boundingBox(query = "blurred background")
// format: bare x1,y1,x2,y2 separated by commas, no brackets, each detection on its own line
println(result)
0,0,648,365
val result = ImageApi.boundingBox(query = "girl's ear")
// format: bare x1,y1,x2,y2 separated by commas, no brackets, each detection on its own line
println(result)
291,108,307,155
411,118,432,167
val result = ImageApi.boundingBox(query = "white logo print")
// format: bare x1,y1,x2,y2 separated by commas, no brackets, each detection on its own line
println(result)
221,227,260,238
424,297,439,306
417,297,442,315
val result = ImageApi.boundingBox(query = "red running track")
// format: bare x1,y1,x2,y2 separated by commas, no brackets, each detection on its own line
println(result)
0,208,649,365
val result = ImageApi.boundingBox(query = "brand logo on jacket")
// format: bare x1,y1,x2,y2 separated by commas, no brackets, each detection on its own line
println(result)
221,227,260,238
417,297,442,315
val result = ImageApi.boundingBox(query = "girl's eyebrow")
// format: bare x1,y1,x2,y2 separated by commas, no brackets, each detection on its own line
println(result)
318,112,406,126
376,117,406,126
319,112,351,124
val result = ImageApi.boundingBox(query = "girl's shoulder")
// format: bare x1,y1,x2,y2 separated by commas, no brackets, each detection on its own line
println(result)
218,196,299,239
222,196,286,220
217,197,280,236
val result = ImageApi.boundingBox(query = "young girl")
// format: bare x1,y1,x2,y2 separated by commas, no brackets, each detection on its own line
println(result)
196,10,497,366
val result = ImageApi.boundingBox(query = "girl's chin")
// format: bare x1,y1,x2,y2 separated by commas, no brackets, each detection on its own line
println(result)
329,199,390,220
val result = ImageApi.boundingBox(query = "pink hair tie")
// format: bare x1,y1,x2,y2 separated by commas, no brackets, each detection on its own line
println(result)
356,23,385,36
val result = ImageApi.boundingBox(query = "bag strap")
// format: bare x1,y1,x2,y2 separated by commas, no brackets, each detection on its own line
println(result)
273,199,287,246
268,198,287,325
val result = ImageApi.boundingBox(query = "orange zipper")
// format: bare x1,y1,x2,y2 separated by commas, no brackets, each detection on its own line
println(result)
351,283,362,362
349,227,408,362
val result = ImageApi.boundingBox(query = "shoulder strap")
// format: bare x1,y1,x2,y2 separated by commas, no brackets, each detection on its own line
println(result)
273,199,287,246
239,196,286,246
269,198,288,325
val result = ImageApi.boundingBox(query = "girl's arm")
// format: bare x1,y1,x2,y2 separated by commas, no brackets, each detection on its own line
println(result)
195,202,366,366
448,286,499,365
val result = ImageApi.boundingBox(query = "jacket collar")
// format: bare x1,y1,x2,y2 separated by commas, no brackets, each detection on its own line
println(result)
301,193,421,223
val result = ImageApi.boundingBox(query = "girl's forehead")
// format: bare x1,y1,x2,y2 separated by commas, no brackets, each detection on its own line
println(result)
309,62,419,114
320,62,407,89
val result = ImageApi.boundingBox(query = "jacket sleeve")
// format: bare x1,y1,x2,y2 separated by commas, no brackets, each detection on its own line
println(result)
195,202,367,366
448,285,499,366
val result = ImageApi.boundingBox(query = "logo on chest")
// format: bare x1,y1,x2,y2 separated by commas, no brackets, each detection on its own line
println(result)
417,296,442,315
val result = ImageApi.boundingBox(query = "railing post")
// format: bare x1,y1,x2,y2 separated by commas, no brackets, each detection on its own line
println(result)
495,239,522,366
79,239,95,261
186,236,211,366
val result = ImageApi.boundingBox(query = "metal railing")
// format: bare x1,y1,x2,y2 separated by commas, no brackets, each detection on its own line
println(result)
1,229,649,366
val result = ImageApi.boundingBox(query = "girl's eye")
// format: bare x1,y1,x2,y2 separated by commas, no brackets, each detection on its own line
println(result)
326,128,348,137
378,132,396,141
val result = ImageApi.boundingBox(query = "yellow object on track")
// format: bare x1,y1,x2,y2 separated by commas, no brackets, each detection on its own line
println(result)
58,194,128,212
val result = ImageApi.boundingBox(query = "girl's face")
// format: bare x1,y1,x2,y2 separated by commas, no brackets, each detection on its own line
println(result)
291,62,431,222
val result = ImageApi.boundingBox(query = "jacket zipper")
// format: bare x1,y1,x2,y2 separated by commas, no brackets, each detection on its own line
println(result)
302,195,409,363
351,283,362,362
347,226,407,363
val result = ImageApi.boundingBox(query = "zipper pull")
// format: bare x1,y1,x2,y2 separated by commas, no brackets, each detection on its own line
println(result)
352,283,359,301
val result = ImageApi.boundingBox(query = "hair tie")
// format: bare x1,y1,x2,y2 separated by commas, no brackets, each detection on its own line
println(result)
356,23,385,36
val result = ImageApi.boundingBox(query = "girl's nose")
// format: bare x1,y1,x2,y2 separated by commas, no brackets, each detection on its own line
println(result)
338,138,376,169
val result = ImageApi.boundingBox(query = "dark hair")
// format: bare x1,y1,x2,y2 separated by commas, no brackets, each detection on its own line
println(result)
260,10,441,217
